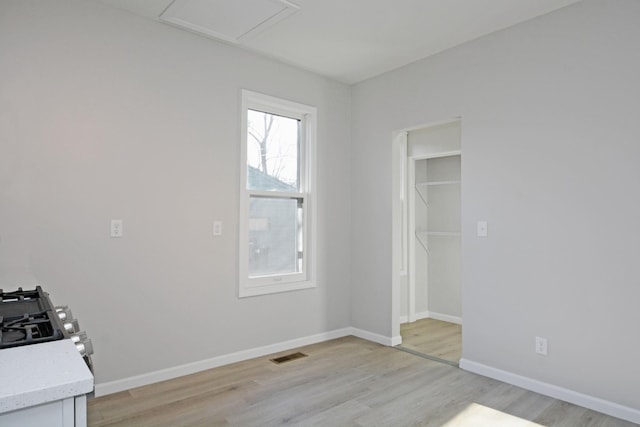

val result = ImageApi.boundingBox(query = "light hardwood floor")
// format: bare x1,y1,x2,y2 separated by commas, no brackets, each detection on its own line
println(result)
88,336,636,427
399,318,462,363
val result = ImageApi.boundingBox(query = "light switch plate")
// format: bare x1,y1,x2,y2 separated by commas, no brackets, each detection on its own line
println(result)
477,220,488,237
110,219,123,238
213,220,222,236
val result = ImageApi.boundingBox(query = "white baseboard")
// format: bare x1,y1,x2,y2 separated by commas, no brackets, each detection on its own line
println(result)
349,327,399,346
95,328,352,397
401,311,463,324
460,359,640,425
415,310,431,320
95,326,398,397
424,311,462,325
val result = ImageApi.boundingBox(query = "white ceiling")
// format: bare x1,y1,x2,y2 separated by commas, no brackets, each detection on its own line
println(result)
93,0,582,84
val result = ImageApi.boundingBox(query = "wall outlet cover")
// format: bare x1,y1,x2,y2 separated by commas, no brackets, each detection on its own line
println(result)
110,219,123,238
535,336,548,356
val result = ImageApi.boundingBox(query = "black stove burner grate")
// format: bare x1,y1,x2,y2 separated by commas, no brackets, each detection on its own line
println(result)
0,287,41,303
0,287,67,349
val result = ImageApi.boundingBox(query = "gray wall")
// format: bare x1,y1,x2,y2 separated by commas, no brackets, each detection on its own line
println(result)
0,0,352,385
352,0,640,411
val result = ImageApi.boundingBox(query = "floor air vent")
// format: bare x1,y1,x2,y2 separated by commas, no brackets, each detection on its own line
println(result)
270,352,307,364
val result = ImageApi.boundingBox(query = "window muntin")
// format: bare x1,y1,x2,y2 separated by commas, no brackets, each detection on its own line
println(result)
239,90,316,297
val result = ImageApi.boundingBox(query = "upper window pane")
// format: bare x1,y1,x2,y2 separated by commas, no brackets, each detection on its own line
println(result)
246,109,300,192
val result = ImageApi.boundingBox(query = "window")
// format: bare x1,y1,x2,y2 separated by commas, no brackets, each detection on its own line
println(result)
239,90,316,297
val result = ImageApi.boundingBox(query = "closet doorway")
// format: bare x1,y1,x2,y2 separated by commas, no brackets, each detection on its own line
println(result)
397,120,462,365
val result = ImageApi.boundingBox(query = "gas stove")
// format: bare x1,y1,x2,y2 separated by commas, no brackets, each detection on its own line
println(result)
0,287,65,349
0,286,93,366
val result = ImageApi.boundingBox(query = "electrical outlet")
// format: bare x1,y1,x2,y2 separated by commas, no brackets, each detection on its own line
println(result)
535,336,548,356
110,219,123,238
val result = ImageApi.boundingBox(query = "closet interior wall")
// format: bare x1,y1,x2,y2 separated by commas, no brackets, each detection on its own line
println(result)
406,121,462,324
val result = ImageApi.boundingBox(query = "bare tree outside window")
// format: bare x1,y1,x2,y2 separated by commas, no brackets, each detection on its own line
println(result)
247,109,299,190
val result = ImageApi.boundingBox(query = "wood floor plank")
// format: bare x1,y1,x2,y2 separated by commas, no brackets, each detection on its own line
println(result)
475,382,555,422
88,336,637,427
400,318,462,362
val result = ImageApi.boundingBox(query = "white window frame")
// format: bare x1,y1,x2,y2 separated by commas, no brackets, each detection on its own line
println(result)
239,90,317,297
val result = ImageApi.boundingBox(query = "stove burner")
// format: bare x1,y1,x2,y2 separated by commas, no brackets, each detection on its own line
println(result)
2,329,26,343
0,287,66,349
0,287,38,303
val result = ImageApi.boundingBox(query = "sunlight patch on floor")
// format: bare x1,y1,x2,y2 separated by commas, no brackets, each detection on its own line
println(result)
442,403,545,427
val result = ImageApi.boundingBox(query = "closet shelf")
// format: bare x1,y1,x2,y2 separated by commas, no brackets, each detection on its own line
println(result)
416,230,460,238
423,180,461,186
427,231,460,237
415,230,460,253
415,181,461,206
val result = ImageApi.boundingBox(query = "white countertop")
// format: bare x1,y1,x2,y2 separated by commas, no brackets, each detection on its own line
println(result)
0,339,94,414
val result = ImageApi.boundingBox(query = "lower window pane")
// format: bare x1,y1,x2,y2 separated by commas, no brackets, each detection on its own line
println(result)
249,196,302,277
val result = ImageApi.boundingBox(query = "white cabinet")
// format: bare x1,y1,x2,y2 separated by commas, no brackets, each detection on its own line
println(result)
0,395,86,427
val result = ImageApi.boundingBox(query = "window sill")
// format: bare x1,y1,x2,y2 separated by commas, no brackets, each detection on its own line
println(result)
239,280,316,298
